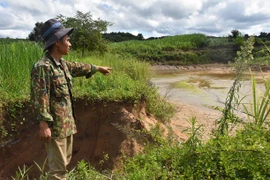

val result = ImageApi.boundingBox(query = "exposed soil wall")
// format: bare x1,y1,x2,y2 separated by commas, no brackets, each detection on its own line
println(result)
0,99,153,179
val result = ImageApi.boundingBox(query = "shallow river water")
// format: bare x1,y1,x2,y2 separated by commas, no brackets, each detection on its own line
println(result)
151,67,269,112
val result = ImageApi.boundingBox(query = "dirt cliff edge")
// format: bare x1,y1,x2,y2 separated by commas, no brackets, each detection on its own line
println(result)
0,99,158,179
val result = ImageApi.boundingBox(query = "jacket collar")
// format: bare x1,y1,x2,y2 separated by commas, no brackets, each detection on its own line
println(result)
45,52,62,67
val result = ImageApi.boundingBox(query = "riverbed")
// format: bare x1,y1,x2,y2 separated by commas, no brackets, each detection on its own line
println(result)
150,65,269,140
151,65,268,112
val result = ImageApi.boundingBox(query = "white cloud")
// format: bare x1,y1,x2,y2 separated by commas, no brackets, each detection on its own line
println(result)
1,0,270,38
0,6,15,29
0,29,29,38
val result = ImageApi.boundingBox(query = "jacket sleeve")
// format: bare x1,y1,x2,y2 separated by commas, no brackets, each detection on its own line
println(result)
30,64,54,122
65,61,97,78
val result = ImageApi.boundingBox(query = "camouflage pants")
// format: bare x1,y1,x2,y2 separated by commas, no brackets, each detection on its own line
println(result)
45,135,73,180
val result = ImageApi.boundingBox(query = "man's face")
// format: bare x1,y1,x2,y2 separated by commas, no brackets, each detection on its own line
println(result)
58,35,72,55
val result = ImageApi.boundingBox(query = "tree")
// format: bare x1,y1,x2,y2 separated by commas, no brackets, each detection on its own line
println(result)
137,33,144,40
228,29,244,52
28,22,43,42
244,34,249,40
259,32,267,38
229,29,242,38
57,11,113,56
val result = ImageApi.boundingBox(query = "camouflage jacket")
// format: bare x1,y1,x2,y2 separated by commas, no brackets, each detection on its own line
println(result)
31,53,97,139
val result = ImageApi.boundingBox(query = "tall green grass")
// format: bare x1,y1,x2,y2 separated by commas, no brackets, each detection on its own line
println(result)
68,53,152,101
0,40,173,121
0,40,152,102
0,40,43,102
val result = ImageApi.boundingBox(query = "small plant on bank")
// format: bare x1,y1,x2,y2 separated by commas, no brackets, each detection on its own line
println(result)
11,165,32,180
67,160,112,180
242,69,270,127
217,36,255,136
33,159,48,180
182,116,203,151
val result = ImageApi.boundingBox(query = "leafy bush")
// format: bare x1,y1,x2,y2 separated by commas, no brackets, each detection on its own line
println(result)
114,119,270,179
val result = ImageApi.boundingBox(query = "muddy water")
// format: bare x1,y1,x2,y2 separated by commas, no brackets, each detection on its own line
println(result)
151,68,268,112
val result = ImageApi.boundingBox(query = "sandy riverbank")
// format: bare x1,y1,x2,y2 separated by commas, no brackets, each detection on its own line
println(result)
169,101,222,142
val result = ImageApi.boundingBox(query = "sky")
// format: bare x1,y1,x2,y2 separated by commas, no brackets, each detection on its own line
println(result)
1,0,270,39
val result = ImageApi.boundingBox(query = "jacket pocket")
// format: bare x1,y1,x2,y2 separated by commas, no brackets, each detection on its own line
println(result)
52,75,70,97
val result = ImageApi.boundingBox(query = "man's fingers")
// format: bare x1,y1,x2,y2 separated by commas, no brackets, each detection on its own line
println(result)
39,124,51,143
106,67,112,73
100,68,112,75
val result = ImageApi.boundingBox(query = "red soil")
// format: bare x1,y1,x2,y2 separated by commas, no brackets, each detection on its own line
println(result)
0,99,154,179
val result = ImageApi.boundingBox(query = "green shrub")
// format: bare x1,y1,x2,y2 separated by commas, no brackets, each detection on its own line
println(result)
115,120,270,180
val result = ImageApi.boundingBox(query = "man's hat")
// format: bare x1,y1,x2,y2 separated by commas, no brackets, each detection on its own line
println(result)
40,18,74,51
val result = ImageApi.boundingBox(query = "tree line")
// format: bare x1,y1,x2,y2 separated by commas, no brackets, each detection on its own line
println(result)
102,32,144,42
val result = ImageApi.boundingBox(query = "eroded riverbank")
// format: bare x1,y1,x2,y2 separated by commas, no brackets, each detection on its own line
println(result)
0,100,157,178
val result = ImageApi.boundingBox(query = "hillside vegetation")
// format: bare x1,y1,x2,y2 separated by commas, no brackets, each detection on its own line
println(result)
108,33,270,65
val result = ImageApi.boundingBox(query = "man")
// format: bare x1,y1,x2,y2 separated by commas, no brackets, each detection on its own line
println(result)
30,18,112,180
